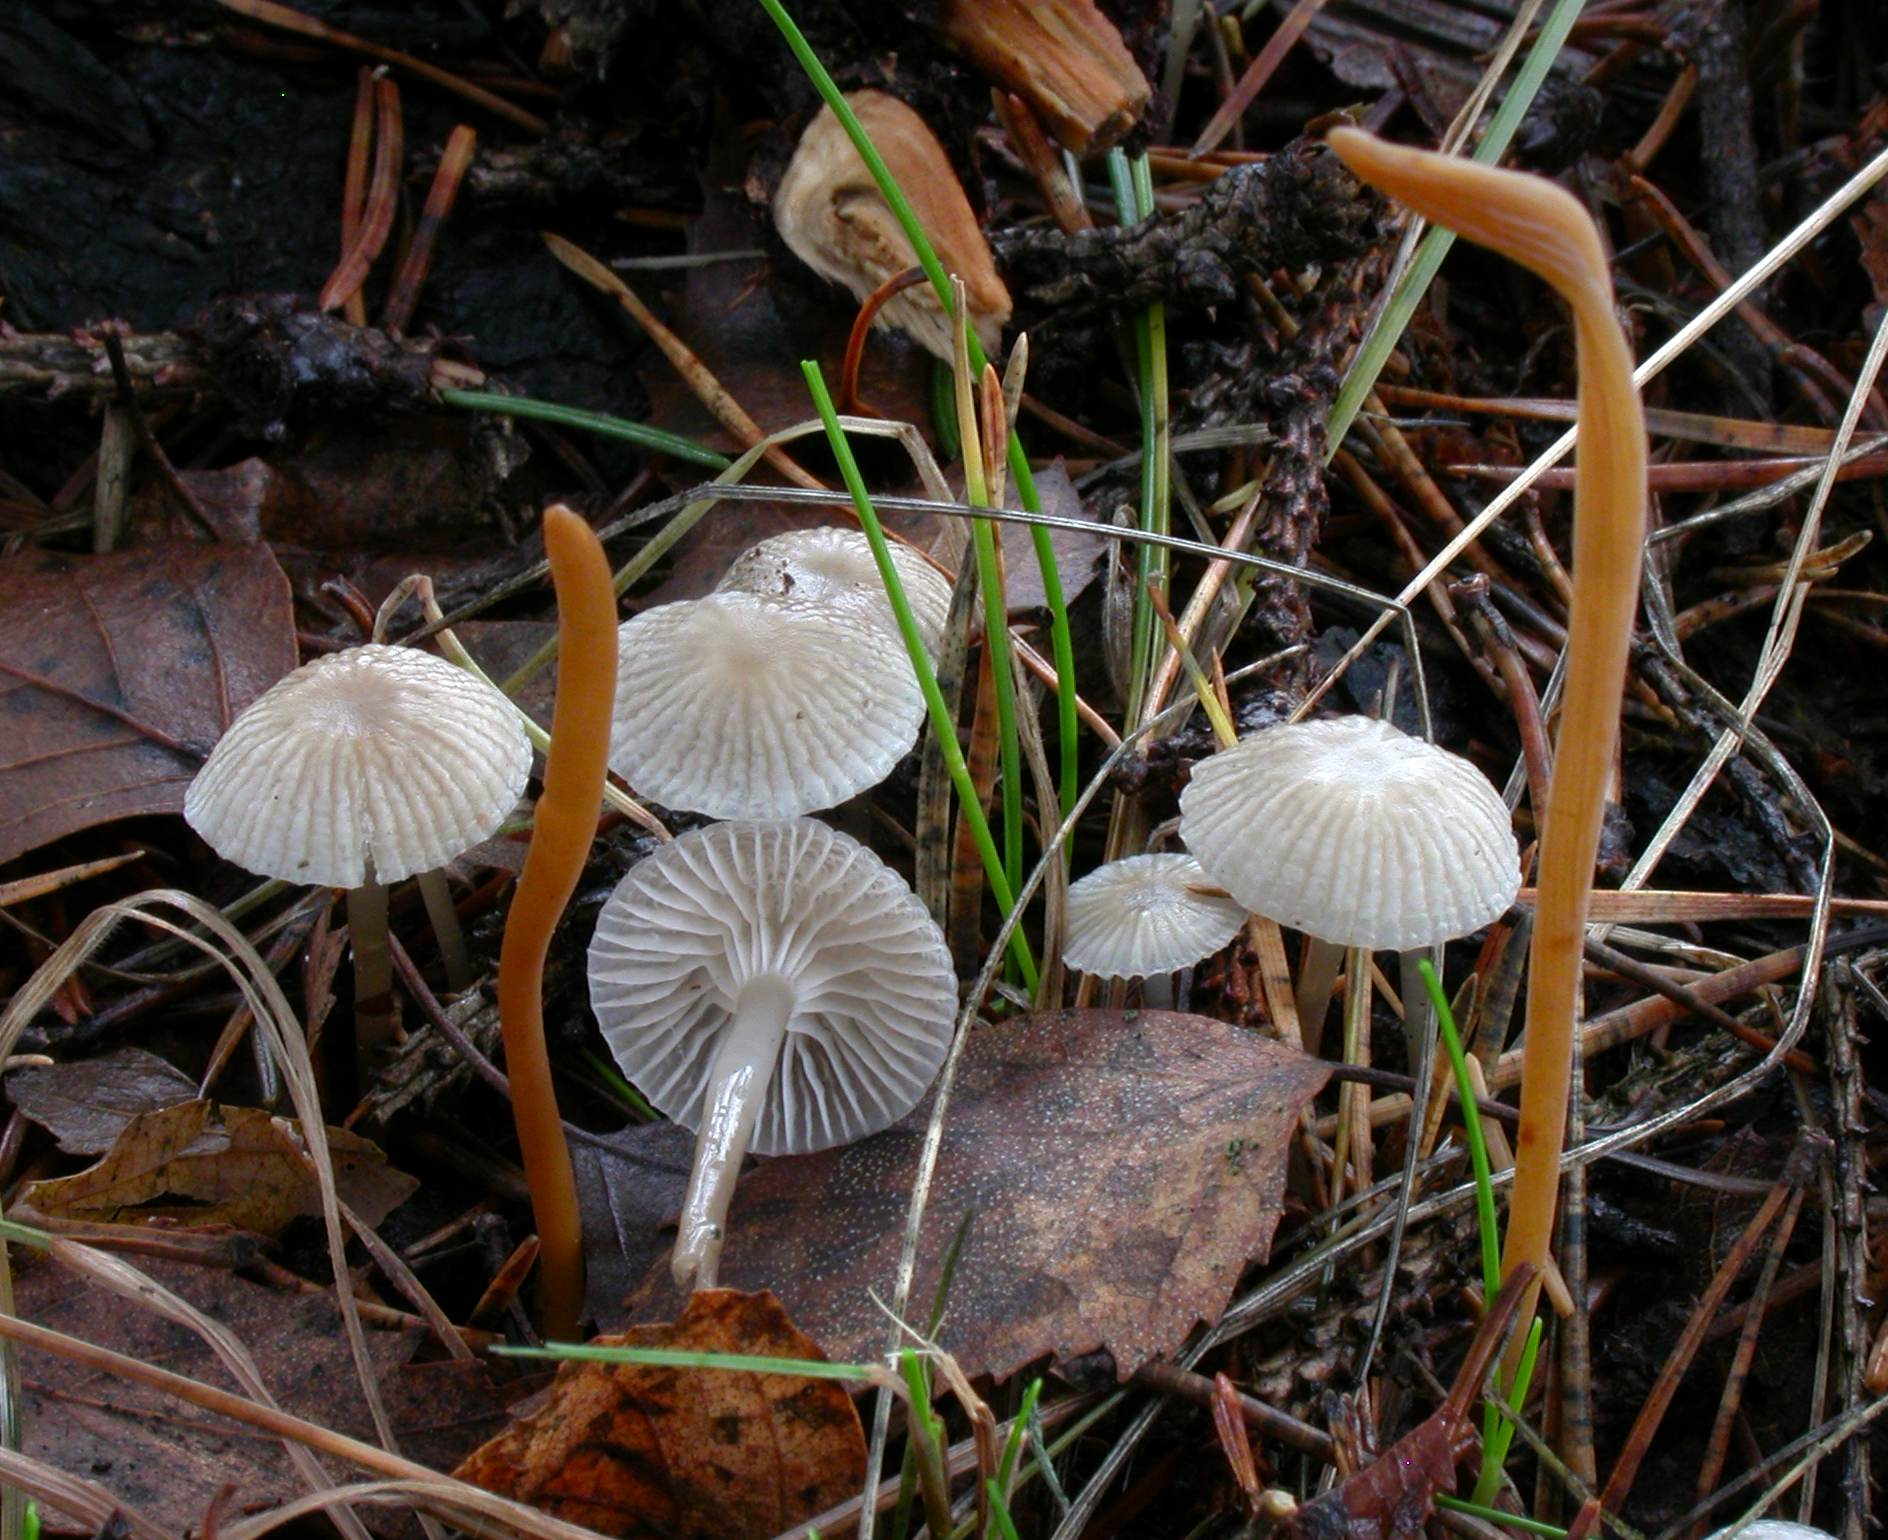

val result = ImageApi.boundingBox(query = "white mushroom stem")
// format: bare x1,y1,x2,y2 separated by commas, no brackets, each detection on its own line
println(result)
417,868,473,994
1142,972,1176,1010
1293,936,1344,1043
674,973,797,1290
349,873,394,1075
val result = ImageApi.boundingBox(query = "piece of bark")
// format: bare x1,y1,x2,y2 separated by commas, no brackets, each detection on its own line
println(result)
994,139,1379,317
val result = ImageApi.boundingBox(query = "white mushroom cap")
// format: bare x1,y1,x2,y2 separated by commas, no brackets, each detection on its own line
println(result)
716,526,954,657
609,591,926,819
587,818,957,1155
1062,853,1245,979
1177,716,1521,952
184,643,531,888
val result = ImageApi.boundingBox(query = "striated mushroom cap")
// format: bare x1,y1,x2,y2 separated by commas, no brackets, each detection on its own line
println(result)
716,526,954,657
773,90,1011,361
184,643,531,888
1178,716,1521,951
1062,852,1245,979
587,818,957,1155
609,590,925,819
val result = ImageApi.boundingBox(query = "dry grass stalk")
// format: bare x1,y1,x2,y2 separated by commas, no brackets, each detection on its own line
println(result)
542,233,825,490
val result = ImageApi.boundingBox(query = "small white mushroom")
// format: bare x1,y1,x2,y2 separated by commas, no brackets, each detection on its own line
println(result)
773,89,1012,362
185,643,531,1055
588,818,956,1288
1178,715,1520,1029
608,590,926,819
716,526,954,658
1062,852,1244,983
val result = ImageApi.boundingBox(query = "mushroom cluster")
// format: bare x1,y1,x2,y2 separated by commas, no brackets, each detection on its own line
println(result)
593,524,960,1289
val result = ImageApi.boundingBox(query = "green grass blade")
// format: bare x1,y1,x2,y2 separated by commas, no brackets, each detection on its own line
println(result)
1421,958,1500,1299
987,1479,1024,1540
493,1343,882,1377
1435,1495,1567,1538
1324,0,1591,456
753,0,1079,812
1474,1314,1544,1507
441,388,731,469
1108,151,1171,730
804,361,1038,987
997,1377,1043,1492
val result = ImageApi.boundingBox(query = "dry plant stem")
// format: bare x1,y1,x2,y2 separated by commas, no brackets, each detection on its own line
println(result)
382,124,476,335
937,0,1148,155
99,330,219,542
321,77,401,313
1689,1183,1805,1532
840,264,925,414
1189,0,1329,156
416,869,472,993
91,401,133,553
992,90,1092,234
542,233,823,490
213,0,547,134
497,505,614,1342
1576,1175,1795,1540
1295,935,1344,1042
340,68,375,328
466,1235,540,1331
1327,129,1648,1323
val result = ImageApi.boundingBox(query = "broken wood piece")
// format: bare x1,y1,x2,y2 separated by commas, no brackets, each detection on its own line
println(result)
938,0,1148,155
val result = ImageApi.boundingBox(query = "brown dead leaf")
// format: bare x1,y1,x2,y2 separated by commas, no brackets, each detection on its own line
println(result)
18,1100,417,1233
627,1009,1330,1379
17,1253,517,1536
456,1288,864,1540
0,540,295,865
127,420,507,552
569,1119,694,1329
1855,193,1888,326
7,1048,198,1154
999,458,1106,610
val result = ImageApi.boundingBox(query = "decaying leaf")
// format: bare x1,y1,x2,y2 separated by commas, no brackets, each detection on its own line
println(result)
998,458,1106,610
17,1253,517,1535
627,1009,1331,1379
7,1047,199,1154
17,1099,417,1233
569,1119,694,1329
455,1288,865,1540
0,540,296,865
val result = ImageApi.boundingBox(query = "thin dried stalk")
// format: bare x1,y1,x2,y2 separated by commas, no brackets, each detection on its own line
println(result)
542,233,823,491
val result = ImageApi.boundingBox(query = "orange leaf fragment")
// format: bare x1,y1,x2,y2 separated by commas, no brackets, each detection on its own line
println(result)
454,1289,865,1540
